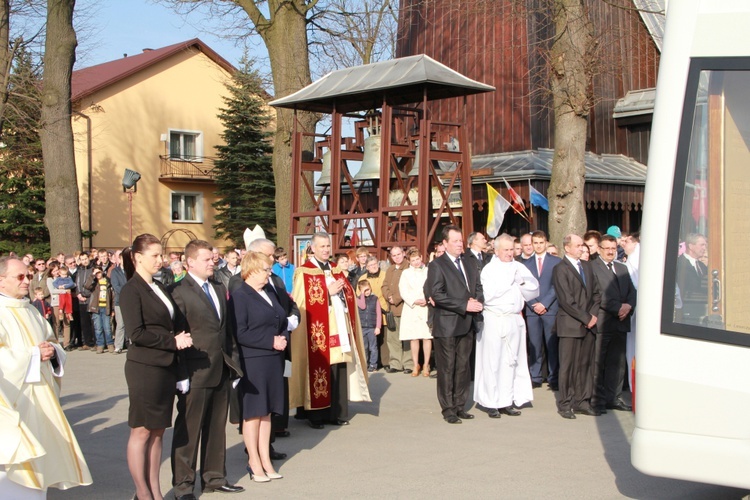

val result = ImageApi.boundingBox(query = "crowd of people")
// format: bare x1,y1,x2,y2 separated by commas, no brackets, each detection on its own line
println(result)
0,223,647,498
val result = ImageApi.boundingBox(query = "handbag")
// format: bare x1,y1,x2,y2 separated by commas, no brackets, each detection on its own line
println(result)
385,310,397,331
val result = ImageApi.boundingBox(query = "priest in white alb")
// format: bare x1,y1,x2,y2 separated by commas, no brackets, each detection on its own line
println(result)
475,234,539,419
0,256,92,498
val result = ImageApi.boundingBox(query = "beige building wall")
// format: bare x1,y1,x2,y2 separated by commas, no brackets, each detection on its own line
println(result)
73,48,233,252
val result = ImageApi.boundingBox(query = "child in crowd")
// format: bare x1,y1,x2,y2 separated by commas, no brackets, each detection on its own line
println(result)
53,265,75,321
356,280,381,373
335,254,350,278
32,287,53,324
272,247,295,294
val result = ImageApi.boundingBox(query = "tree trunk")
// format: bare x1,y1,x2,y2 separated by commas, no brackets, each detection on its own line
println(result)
40,0,81,253
0,0,11,137
246,2,317,250
547,0,593,247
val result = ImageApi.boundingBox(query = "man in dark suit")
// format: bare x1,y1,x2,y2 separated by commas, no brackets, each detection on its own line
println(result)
552,234,601,420
424,225,483,424
675,232,708,325
523,230,562,390
590,235,636,413
464,232,492,274
170,240,243,500
229,238,300,455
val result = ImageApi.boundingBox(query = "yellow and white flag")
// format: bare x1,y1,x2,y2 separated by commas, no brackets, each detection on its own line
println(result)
486,183,511,238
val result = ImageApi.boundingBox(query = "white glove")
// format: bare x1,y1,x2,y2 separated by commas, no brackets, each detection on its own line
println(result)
176,379,190,394
287,315,299,331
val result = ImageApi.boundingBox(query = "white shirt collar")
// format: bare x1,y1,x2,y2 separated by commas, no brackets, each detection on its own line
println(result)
565,255,580,267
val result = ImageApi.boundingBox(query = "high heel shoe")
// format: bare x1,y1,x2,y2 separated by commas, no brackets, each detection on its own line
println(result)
411,364,421,377
246,465,271,483
423,364,430,377
265,471,283,479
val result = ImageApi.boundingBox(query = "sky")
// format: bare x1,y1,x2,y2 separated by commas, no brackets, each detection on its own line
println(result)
76,1,266,71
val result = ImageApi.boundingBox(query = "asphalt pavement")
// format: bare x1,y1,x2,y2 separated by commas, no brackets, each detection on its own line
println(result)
48,349,747,499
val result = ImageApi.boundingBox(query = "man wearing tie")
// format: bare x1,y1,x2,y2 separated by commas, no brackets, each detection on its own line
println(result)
464,232,491,274
523,230,562,390
170,240,243,499
552,234,601,420
590,234,636,413
675,232,708,325
424,225,483,424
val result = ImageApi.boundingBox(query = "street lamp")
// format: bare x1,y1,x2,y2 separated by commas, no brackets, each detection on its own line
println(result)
122,169,141,242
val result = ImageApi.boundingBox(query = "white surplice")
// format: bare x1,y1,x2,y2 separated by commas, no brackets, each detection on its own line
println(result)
625,244,640,390
474,258,539,409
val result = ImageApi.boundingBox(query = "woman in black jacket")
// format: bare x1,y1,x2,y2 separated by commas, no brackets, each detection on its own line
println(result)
230,251,289,483
119,233,192,500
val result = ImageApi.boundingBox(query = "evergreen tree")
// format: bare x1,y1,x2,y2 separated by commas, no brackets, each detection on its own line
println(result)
213,60,275,246
0,46,49,256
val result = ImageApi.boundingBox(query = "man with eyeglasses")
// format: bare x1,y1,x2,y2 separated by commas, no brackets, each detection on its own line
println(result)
32,259,50,302
0,256,92,496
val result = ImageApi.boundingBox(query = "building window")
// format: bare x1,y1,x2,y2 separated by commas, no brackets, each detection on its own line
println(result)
169,130,203,161
172,192,203,222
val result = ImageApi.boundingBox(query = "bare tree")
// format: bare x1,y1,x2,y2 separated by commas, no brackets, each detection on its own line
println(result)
159,0,319,248
40,0,81,253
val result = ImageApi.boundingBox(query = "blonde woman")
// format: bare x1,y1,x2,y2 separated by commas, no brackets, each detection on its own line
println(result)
398,247,433,376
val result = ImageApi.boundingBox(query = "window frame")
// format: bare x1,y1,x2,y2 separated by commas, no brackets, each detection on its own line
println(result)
661,56,750,348
168,129,204,162
171,191,204,224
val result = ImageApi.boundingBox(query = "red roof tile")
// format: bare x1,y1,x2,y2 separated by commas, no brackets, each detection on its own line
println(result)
72,38,235,103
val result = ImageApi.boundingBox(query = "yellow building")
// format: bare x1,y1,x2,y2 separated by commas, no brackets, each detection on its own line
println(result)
72,39,235,252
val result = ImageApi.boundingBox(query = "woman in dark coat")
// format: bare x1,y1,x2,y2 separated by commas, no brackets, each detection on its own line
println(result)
119,234,193,500
230,251,289,483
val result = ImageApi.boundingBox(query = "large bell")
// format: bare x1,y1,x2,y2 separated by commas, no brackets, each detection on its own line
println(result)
353,134,382,181
316,150,332,186
408,140,440,176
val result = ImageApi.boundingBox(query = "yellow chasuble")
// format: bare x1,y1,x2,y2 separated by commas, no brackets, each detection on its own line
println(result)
0,294,92,491
289,261,370,410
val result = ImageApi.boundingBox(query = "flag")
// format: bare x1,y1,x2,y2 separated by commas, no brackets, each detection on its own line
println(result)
528,181,549,211
503,178,526,213
486,183,511,238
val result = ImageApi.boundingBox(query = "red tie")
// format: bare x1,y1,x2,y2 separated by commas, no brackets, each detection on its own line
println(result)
538,256,543,275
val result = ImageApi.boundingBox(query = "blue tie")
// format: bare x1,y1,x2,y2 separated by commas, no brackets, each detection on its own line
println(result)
202,282,218,316
577,261,586,286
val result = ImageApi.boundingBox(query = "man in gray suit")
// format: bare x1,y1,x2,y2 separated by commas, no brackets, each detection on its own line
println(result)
170,240,243,500
424,225,483,424
590,234,636,413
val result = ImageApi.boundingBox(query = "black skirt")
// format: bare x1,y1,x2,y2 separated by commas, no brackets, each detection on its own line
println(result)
125,359,177,429
239,354,284,419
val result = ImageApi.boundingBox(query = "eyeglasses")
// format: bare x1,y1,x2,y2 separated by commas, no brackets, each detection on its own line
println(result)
6,274,32,282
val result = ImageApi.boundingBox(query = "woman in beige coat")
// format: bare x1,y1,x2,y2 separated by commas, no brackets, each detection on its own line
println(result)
398,248,432,376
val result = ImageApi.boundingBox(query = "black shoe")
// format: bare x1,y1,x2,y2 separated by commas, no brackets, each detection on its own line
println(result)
444,415,462,424
176,495,197,500
573,407,601,417
548,384,559,391
429,372,438,379
606,400,632,412
384,367,399,374
203,484,245,494
275,430,291,438
531,381,542,388
457,410,474,420
269,447,287,460
499,407,521,416
328,419,349,426
308,421,324,429
558,409,576,419
487,409,502,419
403,368,413,374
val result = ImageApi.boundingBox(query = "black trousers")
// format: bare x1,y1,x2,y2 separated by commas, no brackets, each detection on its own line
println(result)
308,362,348,423
557,330,596,412
171,375,230,496
433,332,474,419
592,330,627,409
78,303,95,347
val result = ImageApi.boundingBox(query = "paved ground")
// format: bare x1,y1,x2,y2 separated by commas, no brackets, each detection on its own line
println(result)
49,350,747,499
